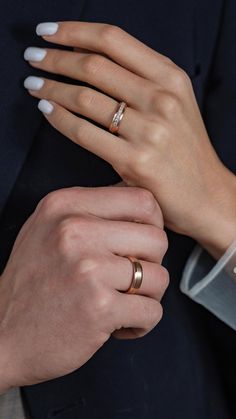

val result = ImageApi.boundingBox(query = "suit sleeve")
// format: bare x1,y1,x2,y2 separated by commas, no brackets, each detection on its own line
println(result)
180,242,236,330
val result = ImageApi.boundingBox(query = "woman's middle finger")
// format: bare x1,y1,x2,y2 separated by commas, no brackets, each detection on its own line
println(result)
24,76,145,141
24,48,154,111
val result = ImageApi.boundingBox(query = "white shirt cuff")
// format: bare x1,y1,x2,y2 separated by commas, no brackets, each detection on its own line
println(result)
180,239,236,330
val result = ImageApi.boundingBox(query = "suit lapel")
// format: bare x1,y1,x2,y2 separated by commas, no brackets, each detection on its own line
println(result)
0,0,86,216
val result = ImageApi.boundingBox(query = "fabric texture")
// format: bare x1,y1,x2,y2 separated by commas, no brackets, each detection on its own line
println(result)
180,240,236,330
0,388,26,419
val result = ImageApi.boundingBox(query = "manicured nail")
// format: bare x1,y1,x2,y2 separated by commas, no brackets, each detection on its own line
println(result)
24,76,44,90
38,99,54,115
24,47,47,62
36,22,59,36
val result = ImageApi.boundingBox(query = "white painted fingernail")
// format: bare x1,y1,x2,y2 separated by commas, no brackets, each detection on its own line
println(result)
36,22,59,36
24,47,47,62
38,99,54,115
24,76,44,90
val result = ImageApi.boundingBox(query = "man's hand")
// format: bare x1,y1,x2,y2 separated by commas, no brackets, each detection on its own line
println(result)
0,186,168,393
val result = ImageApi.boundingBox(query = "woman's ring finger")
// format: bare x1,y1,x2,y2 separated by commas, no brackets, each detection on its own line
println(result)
24,76,144,141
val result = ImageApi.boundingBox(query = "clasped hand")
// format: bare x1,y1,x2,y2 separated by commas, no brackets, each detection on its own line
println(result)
0,187,168,392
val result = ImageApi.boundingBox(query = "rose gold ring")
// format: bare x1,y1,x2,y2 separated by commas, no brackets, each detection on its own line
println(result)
125,256,143,294
109,101,127,135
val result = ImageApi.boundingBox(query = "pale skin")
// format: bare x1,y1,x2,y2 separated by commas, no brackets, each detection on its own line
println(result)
23,21,236,259
1,19,236,394
0,187,168,393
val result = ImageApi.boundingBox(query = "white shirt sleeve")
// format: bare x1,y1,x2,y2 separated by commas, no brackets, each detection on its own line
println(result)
0,387,26,419
180,239,236,330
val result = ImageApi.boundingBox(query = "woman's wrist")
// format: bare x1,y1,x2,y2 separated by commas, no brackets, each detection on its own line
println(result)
197,217,236,260
189,167,236,260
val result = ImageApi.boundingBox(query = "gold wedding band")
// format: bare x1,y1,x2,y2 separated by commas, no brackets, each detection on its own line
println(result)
109,101,127,135
125,256,143,294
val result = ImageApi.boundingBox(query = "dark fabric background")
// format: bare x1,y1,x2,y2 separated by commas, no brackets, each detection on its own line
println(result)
0,0,236,418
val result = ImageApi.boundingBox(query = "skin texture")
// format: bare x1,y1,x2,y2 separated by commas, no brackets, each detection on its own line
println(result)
24,21,236,259
0,187,168,393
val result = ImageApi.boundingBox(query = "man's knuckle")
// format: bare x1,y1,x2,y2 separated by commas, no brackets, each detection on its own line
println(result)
148,225,163,245
56,217,88,256
159,266,170,290
40,191,64,217
151,201,164,228
136,189,157,219
76,257,101,282
161,229,169,253
56,218,76,255
156,303,164,323
94,291,113,316
150,302,163,327
145,300,163,329
156,229,168,257
80,286,111,325
147,227,168,257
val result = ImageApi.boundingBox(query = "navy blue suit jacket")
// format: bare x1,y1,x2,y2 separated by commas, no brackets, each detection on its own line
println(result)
0,0,236,418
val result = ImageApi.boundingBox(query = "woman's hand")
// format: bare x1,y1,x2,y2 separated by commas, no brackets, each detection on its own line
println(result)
23,21,236,258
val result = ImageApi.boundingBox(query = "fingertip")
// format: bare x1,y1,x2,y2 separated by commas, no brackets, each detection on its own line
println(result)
36,22,59,37
24,76,45,91
38,99,54,115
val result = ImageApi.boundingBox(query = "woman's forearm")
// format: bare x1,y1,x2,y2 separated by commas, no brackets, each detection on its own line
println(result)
178,166,236,260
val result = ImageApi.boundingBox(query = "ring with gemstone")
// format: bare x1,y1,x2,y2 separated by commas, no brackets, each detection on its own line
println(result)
109,101,127,135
